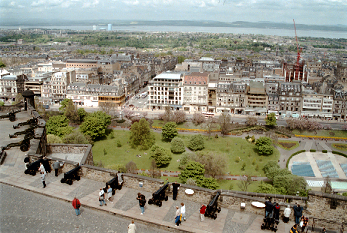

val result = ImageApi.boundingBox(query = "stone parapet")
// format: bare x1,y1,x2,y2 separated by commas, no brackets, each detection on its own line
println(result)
81,165,116,183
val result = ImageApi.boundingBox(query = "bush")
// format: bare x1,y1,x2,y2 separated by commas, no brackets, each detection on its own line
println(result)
332,151,347,158
255,137,274,156
47,134,63,144
162,122,178,141
173,110,186,124
170,137,185,153
322,150,327,153
187,134,205,151
178,152,196,170
116,119,126,123
116,140,122,147
126,161,137,173
63,131,90,144
150,146,172,168
192,112,205,125
186,178,197,186
310,149,316,152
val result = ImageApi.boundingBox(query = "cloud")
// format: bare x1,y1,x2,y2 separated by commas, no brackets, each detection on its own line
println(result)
82,0,100,8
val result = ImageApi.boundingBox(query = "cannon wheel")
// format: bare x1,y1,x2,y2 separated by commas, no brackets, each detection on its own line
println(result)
9,115,16,122
148,199,153,205
158,201,162,207
30,170,36,176
20,144,29,152
217,207,221,213
213,214,217,220
165,196,168,201
61,178,66,183
76,176,80,181
67,180,73,185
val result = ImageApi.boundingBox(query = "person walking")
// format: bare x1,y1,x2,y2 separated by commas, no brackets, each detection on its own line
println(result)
39,162,46,174
172,181,180,200
294,204,303,224
174,206,181,227
41,171,46,188
128,220,136,233
200,204,206,222
136,193,146,215
301,216,308,233
53,160,60,177
107,185,113,202
99,188,106,206
290,224,299,233
273,202,280,221
283,205,291,223
180,202,186,221
72,197,81,216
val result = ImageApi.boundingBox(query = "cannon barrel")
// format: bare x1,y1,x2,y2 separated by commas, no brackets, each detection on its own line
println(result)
105,175,122,193
24,158,43,176
148,182,169,207
205,191,221,220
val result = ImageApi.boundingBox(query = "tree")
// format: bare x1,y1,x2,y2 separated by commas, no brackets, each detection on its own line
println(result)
238,175,253,192
46,115,73,137
150,146,172,168
46,134,63,144
0,101,4,106
59,99,73,112
273,174,306,195
195,152,228,178
13,93,24,105
99,102,117,115
122,108,134,119
129,118,155,150
179,161,205,183
77,108,88,122
64,101,79,123
63,131,91,144
255,137,274,156
162,122,178,141
199,177,219,190
0,60,6,68
170,137,185,153
88,111,111,126
255,181,279,194
187,134,205,151
173,110,186,124
126,161,137,174
192,112,205,125
263,161,280,175
149,159,161,178
79,116,106,140
205,117,216,139
266,113,277,127
158,106,173,122
218,113,232,136
321,176,332,193
245,116,258,126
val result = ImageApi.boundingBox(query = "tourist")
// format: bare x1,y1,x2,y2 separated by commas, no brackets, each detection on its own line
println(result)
172,181,180,200
174,206,181,227
72,197,81,216
273,203,280,221
180,202,186,221
99,188,106,206
294,204,303,224
290,224,299,233
128,220,136,233
200,204,206,222
322,227,327,233
107,185,113,202
283,205,291,223
265,198,273,218
136,193,146,215
53,160,60,177
40,171,46,188
39,162,46,174
301,215,308,233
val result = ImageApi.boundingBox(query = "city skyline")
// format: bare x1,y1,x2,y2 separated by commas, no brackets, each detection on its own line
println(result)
0,0,346,26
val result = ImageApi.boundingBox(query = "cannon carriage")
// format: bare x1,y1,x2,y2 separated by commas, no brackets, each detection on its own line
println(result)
105,175,122,194
0,110,20,122
148,182,169,207
24,158,43,176
13,117,38,129
4,137,31,152
261,216,278,232
61,165,81,185
204,191,222,220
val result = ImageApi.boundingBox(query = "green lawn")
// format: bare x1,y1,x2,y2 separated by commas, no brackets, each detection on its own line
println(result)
332,143,347,151
152,119,220,131
276,140,300,150
92,130,280,177
293,129,347,138
217,180,262,192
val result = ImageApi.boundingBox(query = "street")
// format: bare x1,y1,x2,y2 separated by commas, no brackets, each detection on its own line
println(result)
0,183,169,233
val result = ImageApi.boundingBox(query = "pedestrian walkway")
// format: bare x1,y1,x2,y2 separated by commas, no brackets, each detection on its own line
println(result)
0,147,296,233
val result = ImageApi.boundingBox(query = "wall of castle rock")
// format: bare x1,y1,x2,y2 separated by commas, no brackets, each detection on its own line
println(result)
80,165,115,182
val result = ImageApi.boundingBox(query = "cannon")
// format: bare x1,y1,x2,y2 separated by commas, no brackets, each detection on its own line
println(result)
24,158,43,176
261,216,278,232
204,191,221,220
0,110,20,122
4,137,31,152
105,175,122,194
0,147,7,165
61,165,81,185
9,127,36,138
13,117,38,129
148,182,169,207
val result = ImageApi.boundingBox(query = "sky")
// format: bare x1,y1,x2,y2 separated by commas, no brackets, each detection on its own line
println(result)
0,0,346,26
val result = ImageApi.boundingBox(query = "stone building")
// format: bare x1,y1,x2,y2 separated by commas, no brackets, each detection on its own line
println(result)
182,72,209,112
278,81,302,114
148,72,184,110
301,91,333,118
0,74,28,101
333,89,347,119
245,81,267,115
216,82,246,114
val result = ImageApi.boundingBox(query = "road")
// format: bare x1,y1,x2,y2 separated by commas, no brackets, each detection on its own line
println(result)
0,183,169,233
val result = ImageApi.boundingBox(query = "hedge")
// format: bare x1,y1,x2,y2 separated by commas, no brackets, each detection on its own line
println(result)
332,151,347,158
310,149,316,152
322,150,327,153
286,150,306,168
274,130,292,138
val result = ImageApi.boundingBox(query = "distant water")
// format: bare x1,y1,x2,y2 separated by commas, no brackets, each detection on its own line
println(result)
1,25,346,39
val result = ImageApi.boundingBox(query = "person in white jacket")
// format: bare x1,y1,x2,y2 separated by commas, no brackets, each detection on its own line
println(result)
180,203,186,221
283,205,291,223
128,220,136,233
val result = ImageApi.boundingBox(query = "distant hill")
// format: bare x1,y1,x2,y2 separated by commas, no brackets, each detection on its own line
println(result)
2,19,347,32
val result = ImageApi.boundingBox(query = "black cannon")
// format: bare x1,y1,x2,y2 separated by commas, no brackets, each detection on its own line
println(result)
148,182,169,207
24,158,43,176
204,191,221,220
0,147,7,165
4,137,31,152
0,110,20,122
9,127,36,138
261,216,278,232
13,117,38,129
61,165,81,185
105,175,122,194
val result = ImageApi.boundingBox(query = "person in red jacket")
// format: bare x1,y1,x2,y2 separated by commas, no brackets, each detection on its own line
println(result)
72,197,81,216
200,204,206,222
